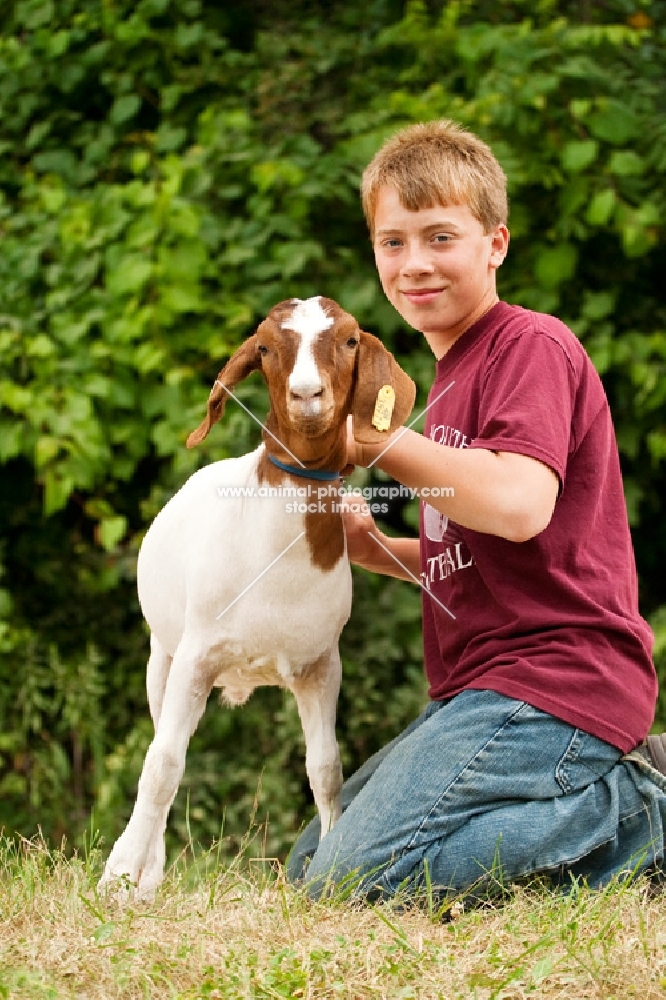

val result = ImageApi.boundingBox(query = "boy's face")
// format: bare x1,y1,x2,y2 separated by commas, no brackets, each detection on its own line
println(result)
372,185,509,357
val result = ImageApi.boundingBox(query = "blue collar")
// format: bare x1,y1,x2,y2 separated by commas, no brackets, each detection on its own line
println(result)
268,455,340,481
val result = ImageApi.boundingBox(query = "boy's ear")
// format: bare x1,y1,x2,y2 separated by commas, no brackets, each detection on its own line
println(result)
350,331,416,444
187,335,262,447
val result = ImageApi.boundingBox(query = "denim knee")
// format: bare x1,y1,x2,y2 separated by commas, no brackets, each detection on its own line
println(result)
298,691,666,901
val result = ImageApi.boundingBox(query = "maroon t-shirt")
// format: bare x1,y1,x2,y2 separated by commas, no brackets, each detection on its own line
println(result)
420,300,656,752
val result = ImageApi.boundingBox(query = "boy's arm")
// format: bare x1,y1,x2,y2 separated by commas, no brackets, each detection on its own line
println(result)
343,503,420,580
351,426,559,544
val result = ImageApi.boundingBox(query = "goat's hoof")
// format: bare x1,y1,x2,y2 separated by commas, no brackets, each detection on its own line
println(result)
98,865,158,903
98,865,162,904
97,870,135,904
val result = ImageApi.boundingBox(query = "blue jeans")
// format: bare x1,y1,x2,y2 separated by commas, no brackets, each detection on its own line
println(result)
286,690,666,900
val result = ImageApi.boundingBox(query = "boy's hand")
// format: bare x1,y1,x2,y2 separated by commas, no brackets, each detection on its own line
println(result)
340,496,383,568
341,498,421,580
341,418,421,580
344,414,386,469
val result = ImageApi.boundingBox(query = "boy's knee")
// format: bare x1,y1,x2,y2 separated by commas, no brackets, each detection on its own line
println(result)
285,845,314,885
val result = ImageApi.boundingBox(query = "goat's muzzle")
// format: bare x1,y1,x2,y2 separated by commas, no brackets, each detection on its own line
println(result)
286,384,335,428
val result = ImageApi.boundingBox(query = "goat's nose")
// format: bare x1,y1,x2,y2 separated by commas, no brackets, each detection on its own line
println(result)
289,383,324,400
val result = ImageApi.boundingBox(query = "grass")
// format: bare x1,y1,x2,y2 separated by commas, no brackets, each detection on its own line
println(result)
1,835,666,998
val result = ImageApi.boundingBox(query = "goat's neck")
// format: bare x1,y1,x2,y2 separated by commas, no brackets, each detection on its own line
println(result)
256,437,347,572
262,421,346,474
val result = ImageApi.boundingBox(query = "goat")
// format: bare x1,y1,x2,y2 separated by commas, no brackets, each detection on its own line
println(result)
98,295,416,898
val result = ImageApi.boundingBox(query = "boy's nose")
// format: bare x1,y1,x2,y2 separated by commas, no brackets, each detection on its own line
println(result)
401,242,435,275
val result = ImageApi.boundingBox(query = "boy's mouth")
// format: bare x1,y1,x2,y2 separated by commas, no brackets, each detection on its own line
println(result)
402,288,443,303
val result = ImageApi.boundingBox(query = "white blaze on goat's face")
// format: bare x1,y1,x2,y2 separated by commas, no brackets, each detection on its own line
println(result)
283,297,334,415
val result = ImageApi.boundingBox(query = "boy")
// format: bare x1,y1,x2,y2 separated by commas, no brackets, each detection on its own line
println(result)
287,120,666,901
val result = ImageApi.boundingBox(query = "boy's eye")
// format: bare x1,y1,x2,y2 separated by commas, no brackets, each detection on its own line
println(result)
432,234,452,243
381,238,402,248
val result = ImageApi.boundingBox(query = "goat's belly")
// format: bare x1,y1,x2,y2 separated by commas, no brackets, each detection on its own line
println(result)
211,650,316,706
195,557,352,670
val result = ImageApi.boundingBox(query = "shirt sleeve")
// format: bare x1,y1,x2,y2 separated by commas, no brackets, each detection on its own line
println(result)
468,326,577,486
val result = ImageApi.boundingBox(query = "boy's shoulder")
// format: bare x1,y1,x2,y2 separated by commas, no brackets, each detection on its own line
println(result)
487,301,588,374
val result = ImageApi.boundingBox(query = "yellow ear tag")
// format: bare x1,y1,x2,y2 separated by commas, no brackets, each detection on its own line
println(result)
372,384,396,432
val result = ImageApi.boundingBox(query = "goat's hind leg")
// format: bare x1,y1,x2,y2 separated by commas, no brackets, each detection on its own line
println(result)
99,639,213,898
146,633,172,729
292,648,343,839
135,635,173,893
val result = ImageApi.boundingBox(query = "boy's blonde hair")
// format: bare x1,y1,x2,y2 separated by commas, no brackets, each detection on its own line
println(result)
361,120,508,236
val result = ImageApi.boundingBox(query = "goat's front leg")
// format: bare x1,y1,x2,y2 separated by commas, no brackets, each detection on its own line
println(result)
292,648,343,838
99,642,212,899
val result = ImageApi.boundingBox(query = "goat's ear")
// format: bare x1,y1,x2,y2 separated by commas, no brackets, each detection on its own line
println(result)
350,331,416,444
187,335,262,447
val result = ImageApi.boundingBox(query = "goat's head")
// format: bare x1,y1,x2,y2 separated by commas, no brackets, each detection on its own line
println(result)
187,296,415,466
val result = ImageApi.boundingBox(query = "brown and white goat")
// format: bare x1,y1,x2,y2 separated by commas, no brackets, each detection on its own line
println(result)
99,296,415,898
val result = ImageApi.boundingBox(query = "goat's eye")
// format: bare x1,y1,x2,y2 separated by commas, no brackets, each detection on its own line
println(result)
346,337,358,348
258,345,268,356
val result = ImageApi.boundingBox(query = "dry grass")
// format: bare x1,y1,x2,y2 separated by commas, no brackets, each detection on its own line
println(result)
1,836,666,998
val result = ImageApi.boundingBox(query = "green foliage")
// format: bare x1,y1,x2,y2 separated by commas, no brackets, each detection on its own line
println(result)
0,0,664,860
